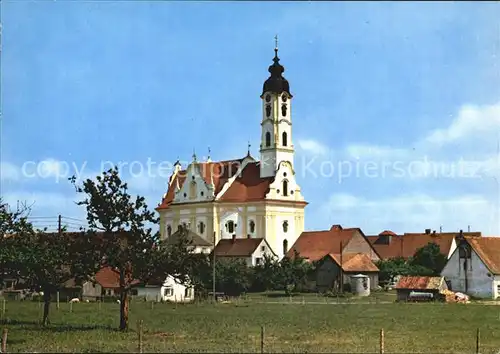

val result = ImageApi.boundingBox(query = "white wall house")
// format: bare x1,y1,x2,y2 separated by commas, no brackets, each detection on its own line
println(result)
213,237,277,266
441,235,500,299
136,275,194,303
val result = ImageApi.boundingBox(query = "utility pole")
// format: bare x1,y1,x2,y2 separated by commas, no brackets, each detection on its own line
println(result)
339,240,343,294
212,231,216,303
58,215,62,235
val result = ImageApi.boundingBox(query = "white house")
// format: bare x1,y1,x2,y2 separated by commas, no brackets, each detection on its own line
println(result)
213,236,277,266
136,275,194,303
441,233,500,299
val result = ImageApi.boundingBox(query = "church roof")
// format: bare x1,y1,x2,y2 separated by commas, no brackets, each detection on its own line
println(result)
218,161,274,202
262,48,292,97
166,227,212,247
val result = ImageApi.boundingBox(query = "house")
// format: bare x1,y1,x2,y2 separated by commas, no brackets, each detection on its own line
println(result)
166,226,213,254
316,253,380,292
136,275,195,302
213,236,277,266
366,229,482,260
395,276,448,302
441,233,500,299
287,224,380,263
156,45,309,259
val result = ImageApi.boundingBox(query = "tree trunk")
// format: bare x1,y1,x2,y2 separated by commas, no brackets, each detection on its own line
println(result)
119,288,129,331
42,289,51,326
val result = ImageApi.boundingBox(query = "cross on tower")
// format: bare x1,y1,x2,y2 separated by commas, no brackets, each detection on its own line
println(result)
274,35,278,50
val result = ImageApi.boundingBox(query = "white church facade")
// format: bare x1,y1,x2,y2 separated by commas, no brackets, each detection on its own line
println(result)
156,44,308,259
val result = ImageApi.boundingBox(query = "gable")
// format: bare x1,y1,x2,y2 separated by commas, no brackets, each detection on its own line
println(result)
342,229,380,261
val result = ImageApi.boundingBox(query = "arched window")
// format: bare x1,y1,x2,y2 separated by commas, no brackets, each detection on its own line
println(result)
189,181,197,199
282,132,288,147
282,180,288,196
167,225,172,237
198,221,205,234
281,104,287,117
283,221,288,233
265,132,271,147
266,105,271,117
249,220,255,233
227,221,235,234
283,239,288,254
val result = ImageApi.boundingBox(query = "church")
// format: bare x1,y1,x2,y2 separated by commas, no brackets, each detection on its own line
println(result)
156,43,308,259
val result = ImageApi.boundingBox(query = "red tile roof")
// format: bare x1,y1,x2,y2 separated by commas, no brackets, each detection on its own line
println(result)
94,266,140,289
367,232,481,260
467,236,500,275
213,238,266,257
287,225,364,262
157,158,245,209
327,253,379,272
218,162,275,202
395,276,445,290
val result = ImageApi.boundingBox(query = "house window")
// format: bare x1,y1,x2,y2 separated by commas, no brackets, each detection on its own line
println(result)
282,180,288,196
282,132,288,147
227,221,235,234
185,287,192,298
164,287,173,297
283,239,288,254
249,220,255,233
198,221,205,234
283,220,288,233
255,257,262,265
167,225,172,237
265,132,271,147
261,246,266,252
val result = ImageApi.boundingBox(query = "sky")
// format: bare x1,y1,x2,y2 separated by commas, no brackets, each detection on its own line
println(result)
1,1,499,235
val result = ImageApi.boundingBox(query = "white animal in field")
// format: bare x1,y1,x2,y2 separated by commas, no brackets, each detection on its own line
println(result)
85,299,90,303
117,299,121,304
69,298,80,303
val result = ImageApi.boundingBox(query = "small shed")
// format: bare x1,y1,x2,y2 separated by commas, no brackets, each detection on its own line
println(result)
395,276,448,302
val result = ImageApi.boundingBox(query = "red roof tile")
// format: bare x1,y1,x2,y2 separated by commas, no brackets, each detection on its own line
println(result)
328,253,379,272
213,238,266,257
95,266,120,289
467,236,500,274
218,162,275,202
287,225,360,262
395,276,445,290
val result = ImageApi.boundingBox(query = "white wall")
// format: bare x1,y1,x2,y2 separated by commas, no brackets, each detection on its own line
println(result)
441,248,496,299
219,209,243,239
250,240,277,266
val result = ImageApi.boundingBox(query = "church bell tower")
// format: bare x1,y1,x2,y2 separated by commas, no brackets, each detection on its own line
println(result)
259,37,295,178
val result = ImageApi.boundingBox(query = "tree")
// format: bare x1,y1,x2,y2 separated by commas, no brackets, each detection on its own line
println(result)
252,254,280,292
277,251,312,295
410,242,447,275
0,199,100,326
70,167,194,331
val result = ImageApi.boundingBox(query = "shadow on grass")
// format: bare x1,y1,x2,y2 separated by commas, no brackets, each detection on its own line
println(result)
0,319,118,332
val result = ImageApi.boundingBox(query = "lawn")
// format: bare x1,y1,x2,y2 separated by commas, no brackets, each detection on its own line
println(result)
1,296,500,353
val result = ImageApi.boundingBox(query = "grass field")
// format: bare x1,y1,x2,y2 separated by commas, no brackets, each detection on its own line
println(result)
1,295,500,353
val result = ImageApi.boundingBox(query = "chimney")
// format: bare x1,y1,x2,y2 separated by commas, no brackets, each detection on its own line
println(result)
425,228,431,235
432,230,436,236
247,234,251,239
232,234,236,243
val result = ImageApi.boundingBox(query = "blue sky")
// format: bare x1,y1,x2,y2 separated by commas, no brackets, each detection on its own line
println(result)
1,1,499,235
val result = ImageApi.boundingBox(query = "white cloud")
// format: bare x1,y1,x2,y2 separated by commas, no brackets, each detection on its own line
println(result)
424,102,500,146
315,192,500,235
344,144,408,160
297,139,329,156
0,162,20,181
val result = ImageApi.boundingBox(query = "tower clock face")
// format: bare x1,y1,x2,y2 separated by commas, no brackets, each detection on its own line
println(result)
282,94,287,102
265,95,271,102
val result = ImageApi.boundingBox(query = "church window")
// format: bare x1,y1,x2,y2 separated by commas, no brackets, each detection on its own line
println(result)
282,93,287,102
266,105,271,117
283,172,287,177
282,180,289,196
249,220,255,233
282,132,288,146
265,132,271,147
283,239,288,254
189,181,197,199
283,221,289,233
183,193,187,198
266,94,271,102
167,225,172,237
227,221,235,234
281,104,287,117
198,221,205,234
201,191,204,197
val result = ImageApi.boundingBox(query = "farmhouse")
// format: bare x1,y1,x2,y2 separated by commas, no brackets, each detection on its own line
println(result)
213,236,276,266
441,233,500,299
166,226,213,254
395,276,448,302
136,274,195,302
366,229,482,260
316,253,379,292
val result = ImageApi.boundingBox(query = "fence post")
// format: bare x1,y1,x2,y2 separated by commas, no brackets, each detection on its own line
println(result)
260,325,264,354
476,328,480,354
379,328,384,354
1,328,7,353
1,299,5,319
69,301,73,313
56,292,60,310
151,301,154,310
137,319,143,353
